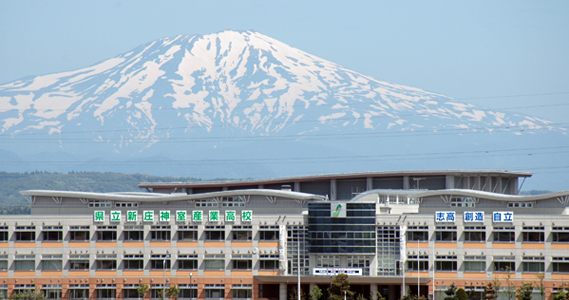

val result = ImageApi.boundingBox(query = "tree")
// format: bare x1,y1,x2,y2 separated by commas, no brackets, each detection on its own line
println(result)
310,286,323,300
467,284,477,300
505,267,515,300
9,289,45,300
456,289,468,300
534,274,545,300
167,285,180,300
371,291,386,300
484,282,497,300
328,274,354,300
444,284,458,300
137,284,149,300
515,283,532,300
553,289,569,300
357,295,367,300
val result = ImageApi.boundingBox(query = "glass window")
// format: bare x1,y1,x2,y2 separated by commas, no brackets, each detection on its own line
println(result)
14,255,35,271
70,231,90,241
259,226,279,241
96,255,117,270
0,229,8,242
151,226,171,241
493,227,515,242
204,285,225,299
124,254,144,270
435,227,457,242
205,231,225,241
68,285,89,299
96,285,116,299
407,256,429,271
493,257,515,272
124,226,144,241
41,284,62,300
407,231,428,242
204,254,225,270
232,227,252,241
96,226,117,241
150,254,171,270
178,226,198,241
553,258,569,273
232,285,252,299
42,255,63,271
42,226,63,241
522,227,545,242
15,226,36,241
463,257,486,272
435,255,457,271
179,285,197,299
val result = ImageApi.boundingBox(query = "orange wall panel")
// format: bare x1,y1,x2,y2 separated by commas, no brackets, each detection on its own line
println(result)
492,243,515,249
204,241,225,248
96,242,117,248
14,242,35,248
231,241,253,248
14,271,35,276
231,271,253,276
150,241,171,247
178,241,198,248
552,244,569,250
258,241,278,248
123,271,144,276
463,243,486,249
96,271,117,276
42,242,63,248
0,242,8,248
257,270,279,276
68,242,90,248
521,243,545,249
407,242,429,249
435,242,457,249
463,272,487,278
203,270,225,276
42,271,63,276
123,242,144,248
68,271,90,276
435,272,457,278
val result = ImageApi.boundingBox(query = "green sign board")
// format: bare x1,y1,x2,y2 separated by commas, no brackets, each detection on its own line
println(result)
176,210,187,222
110,210,121,222
144,210,154,222
225,210,236,222
94,210,105,222
193,210,203,222
127,210,138,222
209,210,220,222
160,210,171,222
242,210,252,222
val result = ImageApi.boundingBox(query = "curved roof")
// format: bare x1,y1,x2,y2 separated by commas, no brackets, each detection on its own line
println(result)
20,189,326,203
138,169,532,189
350,188,569,202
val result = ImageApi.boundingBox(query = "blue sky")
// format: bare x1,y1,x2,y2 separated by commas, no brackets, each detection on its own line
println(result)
1,0,568,124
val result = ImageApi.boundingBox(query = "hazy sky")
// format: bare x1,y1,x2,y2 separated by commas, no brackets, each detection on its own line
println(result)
1,1,568,123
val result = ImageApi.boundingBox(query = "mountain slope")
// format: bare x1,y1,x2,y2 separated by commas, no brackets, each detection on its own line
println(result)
0,30,566,190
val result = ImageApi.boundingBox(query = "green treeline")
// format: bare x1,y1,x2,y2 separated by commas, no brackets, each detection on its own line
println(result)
0,171,201,214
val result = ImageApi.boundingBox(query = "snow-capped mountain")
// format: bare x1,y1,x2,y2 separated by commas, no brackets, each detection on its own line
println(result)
0,30,565,189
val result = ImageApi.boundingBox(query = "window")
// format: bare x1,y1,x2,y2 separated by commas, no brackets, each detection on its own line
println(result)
14,254,35,271
179,284,198,299
96,254,117,270
150,226,171,241
124,254,144,270
435,255,457,271
15,226,36,241
0,285,7,300
69,226,90,241
195,199,218,207
178,226,198,241
68,284,89,299
88,200,111,208
553,257,569,273
42,254,63,271
123,285,140,299
42,226,63,242
204,254,225,270
464,226,486,242
69,254,90,270
522,227,544,242
407,226,428,242
41,284,62,299
13,284,35,294
407,255,429,271
150,254,171,270
151,284,170,299
232,285,252,299
232,254,252,270
204,284,225,299
523,257,544,272
493,227,515,242
0,226,8,242
435,226,457,242
115,202,138,208
317,255,340,267
0,255,8,271
96,226,117,241
450,197,476,207
463,256,486,272
205,226,225,241
259,254,279,270
347,256,371,276
232,226,252,241
259,226,279,241
552,227,569,243
493,256,515,272
221,197,245,207
507,202,533,208
96,284,116,299
178,254,198,270
124,225,144,241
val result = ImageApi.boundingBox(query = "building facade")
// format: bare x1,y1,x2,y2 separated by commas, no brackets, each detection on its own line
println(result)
2,170,569,300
